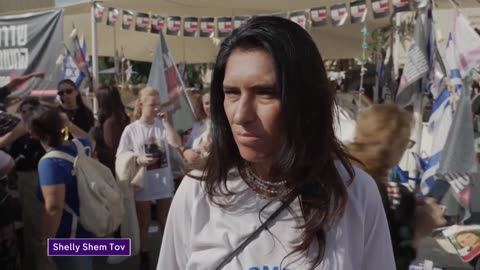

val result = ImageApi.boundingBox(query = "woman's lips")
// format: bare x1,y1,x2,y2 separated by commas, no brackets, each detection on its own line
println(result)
235,131,261,145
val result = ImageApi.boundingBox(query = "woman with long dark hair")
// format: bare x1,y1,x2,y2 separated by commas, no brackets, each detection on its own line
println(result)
158,17,394,270
92,85,130,175
57,79,94,133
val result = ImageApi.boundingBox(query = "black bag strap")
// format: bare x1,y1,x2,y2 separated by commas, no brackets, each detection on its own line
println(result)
215,195,297,270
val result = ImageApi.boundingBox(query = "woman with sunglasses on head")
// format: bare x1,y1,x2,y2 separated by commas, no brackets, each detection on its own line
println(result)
346,104,446,270
57,79,94,134
158,17,394,270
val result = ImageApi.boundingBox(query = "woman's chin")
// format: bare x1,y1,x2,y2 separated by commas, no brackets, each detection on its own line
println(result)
238,149,268,164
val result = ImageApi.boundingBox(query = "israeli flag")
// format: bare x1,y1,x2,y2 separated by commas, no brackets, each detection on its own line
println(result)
62,34,87,88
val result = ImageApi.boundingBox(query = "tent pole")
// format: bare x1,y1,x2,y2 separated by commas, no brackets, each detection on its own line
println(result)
90,0,99,117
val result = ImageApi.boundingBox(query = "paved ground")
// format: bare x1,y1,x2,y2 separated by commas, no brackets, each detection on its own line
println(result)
92,225,473,270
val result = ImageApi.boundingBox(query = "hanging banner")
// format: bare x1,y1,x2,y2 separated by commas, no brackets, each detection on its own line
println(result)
234,16,250,29
151,15,164,34
135,12,149,32
0,10,64,98
183,17,199,37
372,0,390,19
217,17,233,38
350,1,367,24
166,16,181,36
290,11,307,29
107,7,119,26
393,0,411,12
148,31,195,134
94,3,104,23
200,17,215,38
311,7,328,27
330,3,348,27
122,10,134,30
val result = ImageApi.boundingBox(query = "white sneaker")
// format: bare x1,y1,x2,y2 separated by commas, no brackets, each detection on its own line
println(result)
106,256,128,264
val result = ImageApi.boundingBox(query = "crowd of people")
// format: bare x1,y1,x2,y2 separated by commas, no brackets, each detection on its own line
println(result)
0,16,459,270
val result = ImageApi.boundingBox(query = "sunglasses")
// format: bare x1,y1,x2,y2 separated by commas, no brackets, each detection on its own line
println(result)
58,88,74,96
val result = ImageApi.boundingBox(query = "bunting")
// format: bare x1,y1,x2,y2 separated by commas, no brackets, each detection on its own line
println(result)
106,7,119,26
372,0,390,19
166,16,182,36
217,17,233,38
183,17,199,37
234,16,250,29
392,0,410,12
200,17,215,38
94,3,104,23
331,3,348,27
151,15,165,34
290,11,308,29
311,7,328,27
135,13,150,32
350,1,368,24
122,10,134,30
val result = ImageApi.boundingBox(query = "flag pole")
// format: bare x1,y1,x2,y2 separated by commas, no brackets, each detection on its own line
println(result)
408,7,429,190
90,0,99,117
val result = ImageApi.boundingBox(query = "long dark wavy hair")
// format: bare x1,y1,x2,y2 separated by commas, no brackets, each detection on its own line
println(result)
202,16,355,268
94,85,130,145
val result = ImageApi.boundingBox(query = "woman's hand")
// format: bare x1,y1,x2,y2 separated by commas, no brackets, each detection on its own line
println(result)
137,154,158,167
183,149,201,164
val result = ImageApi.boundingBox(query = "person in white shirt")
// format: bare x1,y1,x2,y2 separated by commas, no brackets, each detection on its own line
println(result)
158,16,395,270
117,86,181,270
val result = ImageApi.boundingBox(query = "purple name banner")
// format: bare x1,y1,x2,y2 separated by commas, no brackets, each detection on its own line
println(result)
48,238,131,256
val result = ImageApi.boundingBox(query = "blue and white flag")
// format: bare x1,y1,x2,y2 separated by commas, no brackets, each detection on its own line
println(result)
62,34,88,89
421,86,452,194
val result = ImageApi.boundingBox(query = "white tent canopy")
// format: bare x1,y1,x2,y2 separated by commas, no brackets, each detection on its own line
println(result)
63,0,480,63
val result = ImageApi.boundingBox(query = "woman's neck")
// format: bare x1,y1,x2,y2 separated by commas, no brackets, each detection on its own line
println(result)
250,161,272,181
139,115,155,125
41,141,70,151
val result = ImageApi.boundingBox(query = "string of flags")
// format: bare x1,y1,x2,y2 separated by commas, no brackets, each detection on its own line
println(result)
93,0,423,38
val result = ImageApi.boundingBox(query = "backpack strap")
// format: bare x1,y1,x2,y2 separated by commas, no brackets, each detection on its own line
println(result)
64,204,78,238
215,195,297,270
71,139,86,157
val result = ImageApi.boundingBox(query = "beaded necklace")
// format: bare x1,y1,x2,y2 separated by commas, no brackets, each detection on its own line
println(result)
243,164,292,199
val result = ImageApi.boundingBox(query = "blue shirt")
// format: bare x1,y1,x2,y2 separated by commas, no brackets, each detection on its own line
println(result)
37,137,94,238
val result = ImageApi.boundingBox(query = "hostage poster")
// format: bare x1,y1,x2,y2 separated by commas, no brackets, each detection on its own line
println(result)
0,9,63,101
147,31,195,134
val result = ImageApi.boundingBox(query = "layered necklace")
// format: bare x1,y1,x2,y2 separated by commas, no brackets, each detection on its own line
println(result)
243,164,292,199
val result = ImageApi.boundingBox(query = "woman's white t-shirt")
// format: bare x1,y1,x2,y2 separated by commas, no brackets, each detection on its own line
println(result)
117,119,174,201
157,161,395,270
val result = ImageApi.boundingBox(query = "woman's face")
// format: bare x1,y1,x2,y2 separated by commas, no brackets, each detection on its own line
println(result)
141,95,161,119
223,48,283,164
58,83,78,107
202,94,211,118
457,232,480,248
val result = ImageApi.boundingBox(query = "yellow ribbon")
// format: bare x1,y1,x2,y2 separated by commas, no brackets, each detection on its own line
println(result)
62,126,70,141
